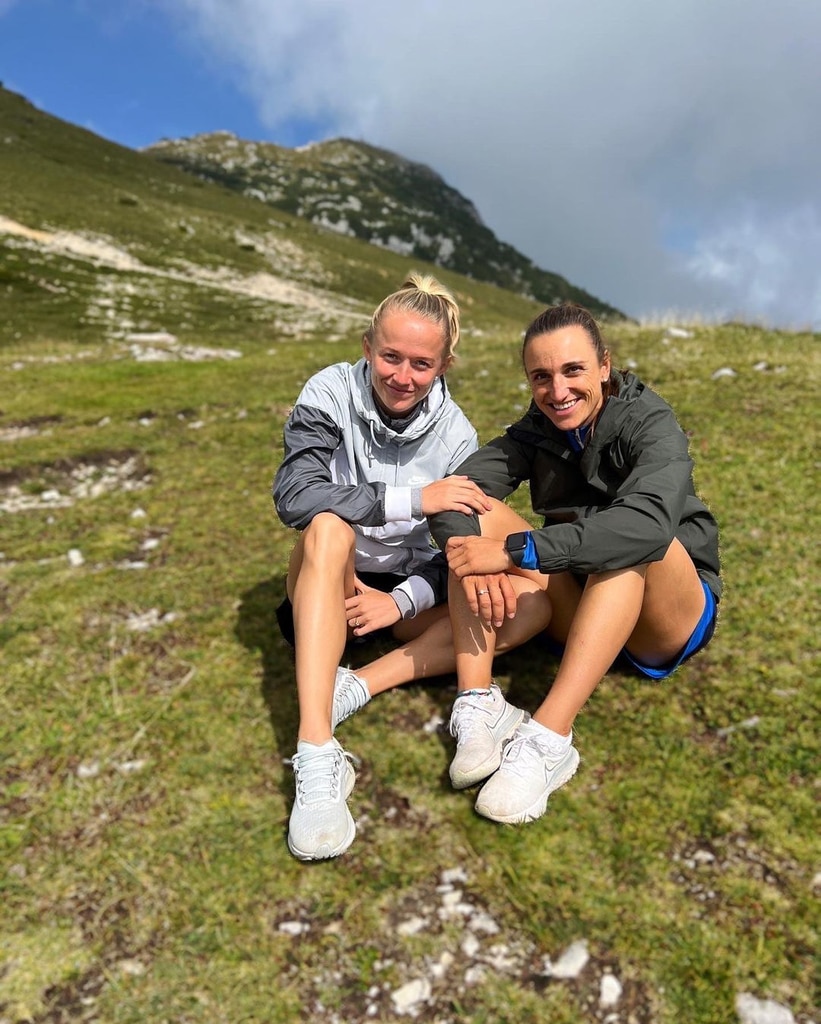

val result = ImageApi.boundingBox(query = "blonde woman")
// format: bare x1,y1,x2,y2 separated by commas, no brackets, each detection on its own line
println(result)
273,274,490,860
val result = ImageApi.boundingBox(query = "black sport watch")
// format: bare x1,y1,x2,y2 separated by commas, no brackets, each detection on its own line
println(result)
505,531,530,567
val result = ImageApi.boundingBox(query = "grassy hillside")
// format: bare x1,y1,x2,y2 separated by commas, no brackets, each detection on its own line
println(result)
0,86,539,353
1,87,818,1024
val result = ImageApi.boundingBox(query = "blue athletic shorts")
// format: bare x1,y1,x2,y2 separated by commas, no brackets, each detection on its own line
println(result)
538,578,718,679
622,579,718,679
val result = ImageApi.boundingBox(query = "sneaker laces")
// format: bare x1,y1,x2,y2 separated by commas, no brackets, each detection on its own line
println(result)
499,734,563,779
291,745,355,808
448,689,495,741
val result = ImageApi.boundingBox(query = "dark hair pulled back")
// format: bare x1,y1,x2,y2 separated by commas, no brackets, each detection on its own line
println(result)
522,302,619,400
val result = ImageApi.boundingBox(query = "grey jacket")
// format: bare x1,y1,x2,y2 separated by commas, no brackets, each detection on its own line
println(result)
429,371,721,600
273,358,478,615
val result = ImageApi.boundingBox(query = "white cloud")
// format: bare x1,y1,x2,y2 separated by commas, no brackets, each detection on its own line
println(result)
155,0,821,326
685,204,821,328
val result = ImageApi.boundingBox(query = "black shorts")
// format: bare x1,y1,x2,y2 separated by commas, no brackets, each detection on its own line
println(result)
275,571,406,647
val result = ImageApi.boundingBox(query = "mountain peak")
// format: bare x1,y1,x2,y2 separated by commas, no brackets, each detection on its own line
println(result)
145,131,621,318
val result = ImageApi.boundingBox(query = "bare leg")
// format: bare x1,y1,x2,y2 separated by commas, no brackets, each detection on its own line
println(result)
533,539,707,736
288,513,357,744
358,577,559,695
354,498,581,696
449,498,582,692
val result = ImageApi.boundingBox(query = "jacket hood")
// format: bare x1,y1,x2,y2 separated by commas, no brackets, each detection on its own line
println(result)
350,357,452,444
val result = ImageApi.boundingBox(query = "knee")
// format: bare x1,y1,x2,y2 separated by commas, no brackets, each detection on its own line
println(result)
302,513,356,565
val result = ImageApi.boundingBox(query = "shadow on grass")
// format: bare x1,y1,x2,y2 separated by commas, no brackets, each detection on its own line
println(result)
234,576,415,756
234,576,298,759
235,578,567,801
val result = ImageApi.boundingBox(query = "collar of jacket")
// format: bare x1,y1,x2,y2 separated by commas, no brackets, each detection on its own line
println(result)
507,371,645,457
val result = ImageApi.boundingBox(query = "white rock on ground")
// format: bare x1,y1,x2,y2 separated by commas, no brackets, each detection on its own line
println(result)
735,992,796,1024
599,972,623,1008
278,921,309,936
546,939,589,979
396,916,427,937
390,977,431,1015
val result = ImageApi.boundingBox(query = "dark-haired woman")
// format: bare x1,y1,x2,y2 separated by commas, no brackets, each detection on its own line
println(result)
427,302,721,825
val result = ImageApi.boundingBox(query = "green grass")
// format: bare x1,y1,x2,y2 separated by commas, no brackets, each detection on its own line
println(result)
1,315,818,1024
0,83,818,1023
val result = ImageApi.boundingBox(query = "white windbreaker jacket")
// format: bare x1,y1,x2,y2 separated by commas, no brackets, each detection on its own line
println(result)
273,358,478,617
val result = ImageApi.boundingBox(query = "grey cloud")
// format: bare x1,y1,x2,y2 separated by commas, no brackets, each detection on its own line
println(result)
163,0,821,326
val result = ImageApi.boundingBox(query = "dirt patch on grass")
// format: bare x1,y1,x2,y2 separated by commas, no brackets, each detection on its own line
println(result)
0,449,150,513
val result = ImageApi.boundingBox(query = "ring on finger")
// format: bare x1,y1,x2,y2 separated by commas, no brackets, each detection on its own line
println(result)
477,589,489,596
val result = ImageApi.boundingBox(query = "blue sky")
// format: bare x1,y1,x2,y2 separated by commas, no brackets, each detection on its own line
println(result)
2,0,821,328
0,1,322,148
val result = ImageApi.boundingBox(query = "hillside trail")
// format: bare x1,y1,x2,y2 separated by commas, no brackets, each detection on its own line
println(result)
0,214,367,327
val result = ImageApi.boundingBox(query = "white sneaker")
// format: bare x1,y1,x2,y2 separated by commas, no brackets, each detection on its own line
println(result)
448,683,526,789
287,738,357,860
332,667,371,730
474,721,579,824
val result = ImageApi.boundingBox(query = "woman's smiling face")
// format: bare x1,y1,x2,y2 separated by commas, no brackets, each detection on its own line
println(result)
523,324,611,431
364,311,451,416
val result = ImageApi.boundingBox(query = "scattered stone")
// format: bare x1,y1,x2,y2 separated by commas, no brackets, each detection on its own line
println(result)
141,538,160,551
396,916,427,937
464,965,486,985
460,932,480,958
0,424,40,441
130,507,147,519
0,454,149,514
467,911,499,934
600,972,623,1008
428,951,454,980
440,867,468,885
124,331,178,345
117,958,146,977
76,760,100,779
665,327,694,338
115,759,147,775
546,939,589,979
712,366,737,379
735,992,796,1024
717,716,761,737
390,977,431,1015
67,548,85,567
423,714,444,734
752,361,769,371
483,943,518,971
278,920,309,936
125,608,177,631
